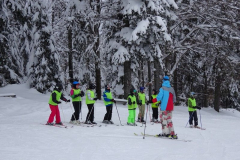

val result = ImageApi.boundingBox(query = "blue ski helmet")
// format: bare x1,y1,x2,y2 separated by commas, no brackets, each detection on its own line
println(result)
163,76,169,81
73,81,80,85
190,92,195,96
140,87,145,92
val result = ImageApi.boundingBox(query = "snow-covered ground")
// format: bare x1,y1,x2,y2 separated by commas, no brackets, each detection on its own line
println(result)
0,84,240,160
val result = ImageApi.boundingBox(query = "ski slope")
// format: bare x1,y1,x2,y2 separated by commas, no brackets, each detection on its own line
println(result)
0,84,240,160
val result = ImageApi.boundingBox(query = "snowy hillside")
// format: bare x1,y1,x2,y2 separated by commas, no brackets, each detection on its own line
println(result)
0,84,240,160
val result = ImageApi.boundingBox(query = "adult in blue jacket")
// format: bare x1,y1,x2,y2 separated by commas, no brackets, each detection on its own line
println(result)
150,76,177,139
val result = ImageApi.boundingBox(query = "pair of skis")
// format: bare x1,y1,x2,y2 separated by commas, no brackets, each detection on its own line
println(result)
189,126,206,130
41,123,69,129
134,132,192,142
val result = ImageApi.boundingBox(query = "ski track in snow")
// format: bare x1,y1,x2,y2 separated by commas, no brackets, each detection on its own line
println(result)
0,84,240,160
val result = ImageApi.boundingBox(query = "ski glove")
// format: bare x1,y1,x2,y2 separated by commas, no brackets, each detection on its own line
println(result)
196,106,201,110
75,94,81,98
111,99,116,103
66,99,70,102
148,100,152,104
80,91,85,97
57,101,61,104
133,101,136,104
94,98,98,101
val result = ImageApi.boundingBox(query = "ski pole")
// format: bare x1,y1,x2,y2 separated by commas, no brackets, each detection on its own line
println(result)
143,104,149,139
115,103,123,126
185,110,195,128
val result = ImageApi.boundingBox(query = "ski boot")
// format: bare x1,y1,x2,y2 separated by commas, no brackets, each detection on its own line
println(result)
127,122,134,126
85,121,92,124
168,134,178,139
70,120,78,124
91,121,97,124
55,122,63,125
157,133,169,137
108,120,114,124
194,125,200,129
137,118,141,122
46,122,54,125
102,120,109,124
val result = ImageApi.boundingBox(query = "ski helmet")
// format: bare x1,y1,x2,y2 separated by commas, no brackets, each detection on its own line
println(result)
72,81,80,89
163,76,169,81
89,83,96,89
190,92,195,96
55,83,63,91
130,88,136,94
140,87,145,92
152,89,157,95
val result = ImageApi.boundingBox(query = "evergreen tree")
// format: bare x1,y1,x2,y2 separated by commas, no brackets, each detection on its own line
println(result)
29,1,59,93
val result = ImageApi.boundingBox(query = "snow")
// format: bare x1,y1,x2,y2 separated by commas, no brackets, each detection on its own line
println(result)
112,46,130,64
122,0,145,15
0,93,16,97
132,19,150,41
167,0,179,9
1,84,240,160
32,12,39,21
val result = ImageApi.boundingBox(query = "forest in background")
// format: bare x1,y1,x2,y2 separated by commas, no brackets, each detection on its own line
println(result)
0,0,239,111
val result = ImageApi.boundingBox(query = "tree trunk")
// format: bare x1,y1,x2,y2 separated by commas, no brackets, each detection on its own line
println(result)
124,61,131,99
148,61,152,97
203,67,208,107
154,59,161,91
141,61,144,87
213,56,221,112
173,68,178,99
95,61,101,99
214,74,221,112
68,28,73,83
94,0,101,100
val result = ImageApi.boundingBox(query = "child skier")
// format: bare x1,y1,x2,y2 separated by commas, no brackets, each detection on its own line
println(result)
149,89,160,122
137,87,147,123
70,81,85,124
47,83,70,125
102,85,116,124
149,76,178,139
127,88,138,126
188,92,201,128
85,83,98,124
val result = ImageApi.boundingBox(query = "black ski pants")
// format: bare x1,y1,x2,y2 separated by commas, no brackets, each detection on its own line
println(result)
71,101,81,121
189,111,198,126
152,107,158,120
103,105,113,121
86,104,94,122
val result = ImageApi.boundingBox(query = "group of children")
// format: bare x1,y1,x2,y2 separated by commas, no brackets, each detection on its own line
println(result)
46,82,116,125
46,76,201,139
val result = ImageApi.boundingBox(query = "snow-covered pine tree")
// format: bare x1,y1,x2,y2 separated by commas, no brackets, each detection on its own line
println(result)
0,0,10,86
103,0,178,97
172,0,240,109
0,0,25,85
29,0,59,93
